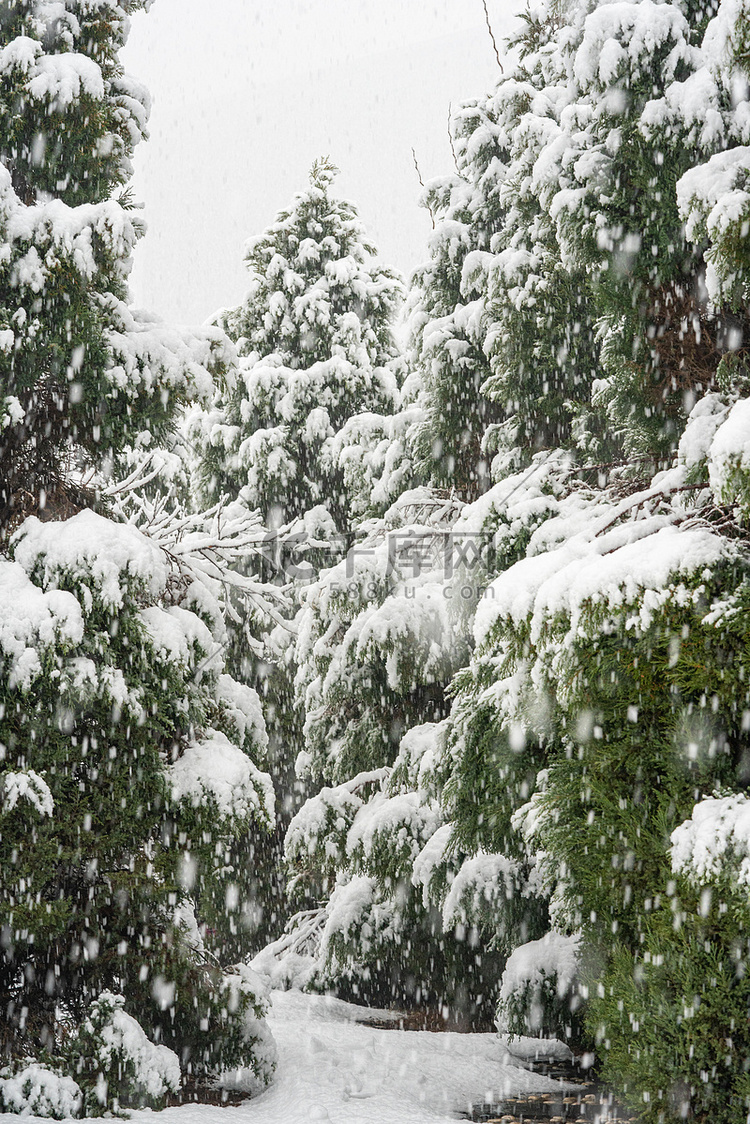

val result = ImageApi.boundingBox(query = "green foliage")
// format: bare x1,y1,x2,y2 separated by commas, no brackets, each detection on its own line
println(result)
294,519,466,787
0,509,275,1096
66,991,178,1115
446,697,546,860
405,111,505,494
440,390,750,1092
0,0,226,532
509,553,750,1113
190,161,402,530
536,565,750,928
590,903,750,1124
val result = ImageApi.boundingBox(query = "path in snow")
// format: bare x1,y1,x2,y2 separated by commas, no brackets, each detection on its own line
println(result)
130,990,574,1124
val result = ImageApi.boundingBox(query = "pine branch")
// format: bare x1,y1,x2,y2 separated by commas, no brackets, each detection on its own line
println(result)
594,482,709,539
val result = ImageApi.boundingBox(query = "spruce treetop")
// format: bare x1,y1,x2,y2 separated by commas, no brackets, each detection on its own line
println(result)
192,160,402,527
222,158,401,373
309,154,338,190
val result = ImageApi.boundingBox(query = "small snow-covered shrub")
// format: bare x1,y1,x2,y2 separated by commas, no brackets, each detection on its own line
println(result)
496,932,583,1043
118,936,277,1092
249,908,324,993
0,1064,82,1119
69,992,180,1114
317,874,405,986
212,965,278,1095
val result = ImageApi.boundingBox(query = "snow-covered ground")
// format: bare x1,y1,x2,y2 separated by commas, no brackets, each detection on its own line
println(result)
129,990,573,1124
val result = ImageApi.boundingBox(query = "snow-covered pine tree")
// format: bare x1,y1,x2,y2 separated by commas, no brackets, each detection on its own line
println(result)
274,0,750,1106
0,509,277,1102
260,16,598,1026
258,0,750,1108
464,412,750,1121
432,0,750,1115
0,2,276,1107
423,0,747,483
404,136,503,496
185,161,407,968
257,486,509,1023
472,16,605,474
0,0,229,535
272,9,600,1028
294,489,468,787
508,0,749,462
189,158,403,533
404,51,605,495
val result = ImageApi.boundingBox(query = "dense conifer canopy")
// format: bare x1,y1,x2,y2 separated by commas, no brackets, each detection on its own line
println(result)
3,0,750,1119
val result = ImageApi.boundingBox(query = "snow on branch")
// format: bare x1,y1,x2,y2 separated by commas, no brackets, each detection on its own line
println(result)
102,461,293,643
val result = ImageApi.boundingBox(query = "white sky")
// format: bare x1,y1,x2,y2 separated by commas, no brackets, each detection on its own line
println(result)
122,0,523,326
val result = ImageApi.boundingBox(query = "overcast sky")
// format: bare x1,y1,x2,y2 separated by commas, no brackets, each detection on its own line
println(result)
121,1,523,326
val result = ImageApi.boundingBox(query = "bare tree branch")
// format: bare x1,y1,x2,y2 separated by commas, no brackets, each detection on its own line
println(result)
482,0,504,71
411,146,435,229
448,103,460,175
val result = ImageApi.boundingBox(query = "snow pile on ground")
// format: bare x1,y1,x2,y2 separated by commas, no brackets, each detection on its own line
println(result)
119,989,572,1124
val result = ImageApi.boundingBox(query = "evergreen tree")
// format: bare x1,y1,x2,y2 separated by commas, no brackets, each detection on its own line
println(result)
0,0,229,535
404,52,602,494
474,18,605,472
189,158,402,532
499,0,748,462
430,0,750,1104
186,161,408,967
0,1,276,1107
6,0,750,1117
283,0,750,1111
404,144,502,495
0,507,278,1099
259,486,508,1023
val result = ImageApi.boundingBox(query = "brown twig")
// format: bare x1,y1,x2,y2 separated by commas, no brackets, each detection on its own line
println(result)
482,0,504,71
594,483,708,538
411,147,435,229
411,146,426,189
448,103,460,175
